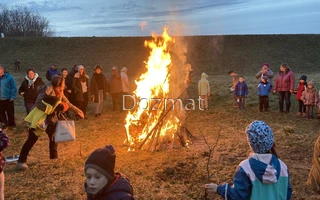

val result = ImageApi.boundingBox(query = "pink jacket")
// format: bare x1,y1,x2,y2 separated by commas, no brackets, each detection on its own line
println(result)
301,88,318,105
273,70,295,92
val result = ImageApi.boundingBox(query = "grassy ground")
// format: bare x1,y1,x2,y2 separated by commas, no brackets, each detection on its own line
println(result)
1,35,320,199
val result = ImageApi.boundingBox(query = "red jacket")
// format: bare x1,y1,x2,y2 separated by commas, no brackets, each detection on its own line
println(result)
273,70,295,92
295,82,306,100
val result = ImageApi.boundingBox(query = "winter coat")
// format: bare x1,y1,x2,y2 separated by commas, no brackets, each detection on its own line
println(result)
73,72,90,102
18,73,45,103
85,173,134,200
24,96,61,136
46,68,60,81
255,69,274,83
33,84,81,115
198,73,210,96
120,68,130,93
258,82,272,96
0,72,17,100
63,75,73,100
295,82,306,101
234,81,248,97
301,88,319,105
273,69,295,92
109,70,123,94
217,154,292,200
91,73,108,103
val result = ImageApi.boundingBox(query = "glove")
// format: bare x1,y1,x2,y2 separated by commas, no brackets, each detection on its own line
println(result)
205,183,218,193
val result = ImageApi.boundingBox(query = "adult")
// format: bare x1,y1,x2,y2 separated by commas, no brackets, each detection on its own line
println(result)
120,67,129,110
17,75,84,170
0,64,17,130
91,65,108,117
73,65,89,119
14,59,20,73
61,68,72,118
46,64,60,81
273,63,295,113
67,65,78,105
109,66,123,111
255,63,274,83
18,68,45,114
228,70,239,107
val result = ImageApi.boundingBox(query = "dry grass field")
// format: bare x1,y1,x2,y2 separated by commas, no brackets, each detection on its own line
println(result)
1,35,320,199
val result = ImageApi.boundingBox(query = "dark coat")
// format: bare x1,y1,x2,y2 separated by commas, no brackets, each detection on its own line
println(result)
73,72,89,102
18,74,45,103
234,81,248,97
46,68,60,81
85,173,134,200
90,73,108,103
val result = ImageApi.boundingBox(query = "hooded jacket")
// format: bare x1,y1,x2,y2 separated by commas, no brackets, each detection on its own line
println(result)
273,69,295,92
301,86,318,105
85,173,134,200
0,72,17,100
258,81,272,96
120,67,130,93
198,73,210,96
217,154,292,200
18,73,45,103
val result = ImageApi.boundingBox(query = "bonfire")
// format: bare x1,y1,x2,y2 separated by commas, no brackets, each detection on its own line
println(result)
124,27,194,151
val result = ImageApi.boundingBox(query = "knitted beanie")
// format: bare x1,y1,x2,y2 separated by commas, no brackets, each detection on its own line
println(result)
300,75,307,82
85,145,116,180
308,80,315,88
262,63,269,68
78,65,84,71
246,120,274,154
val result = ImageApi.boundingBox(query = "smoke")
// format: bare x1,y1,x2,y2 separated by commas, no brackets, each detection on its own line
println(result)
139,21,147,31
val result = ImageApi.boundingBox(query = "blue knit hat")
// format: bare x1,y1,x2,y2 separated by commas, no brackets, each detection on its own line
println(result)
246,121,274,154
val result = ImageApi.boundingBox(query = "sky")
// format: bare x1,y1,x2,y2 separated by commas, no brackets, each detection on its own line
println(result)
1,0,320,37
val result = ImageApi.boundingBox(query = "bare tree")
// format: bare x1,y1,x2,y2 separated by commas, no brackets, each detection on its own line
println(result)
0,4,55,37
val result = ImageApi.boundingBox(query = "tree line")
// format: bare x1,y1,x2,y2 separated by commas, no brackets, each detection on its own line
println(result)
0,4,55,37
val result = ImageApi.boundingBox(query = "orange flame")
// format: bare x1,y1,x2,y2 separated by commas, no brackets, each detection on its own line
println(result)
124,27,179,150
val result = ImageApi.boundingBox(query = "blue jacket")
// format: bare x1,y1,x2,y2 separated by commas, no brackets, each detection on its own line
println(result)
46,68,60,81
258,82,272,96
217,154,292,200
234,81,248,97
86,173,134,200
0,72,17,100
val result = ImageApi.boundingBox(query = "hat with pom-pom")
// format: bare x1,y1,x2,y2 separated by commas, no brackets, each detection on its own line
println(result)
246,120,274,154
85,145,116,180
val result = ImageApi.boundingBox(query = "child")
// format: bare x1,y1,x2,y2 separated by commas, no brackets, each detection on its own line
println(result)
257,76,272,112
294,75,307,116
0,129,10,200
228,70,239,107
234,76,248,110
205,120,292,200
301,81,318,120
198,72,210,110
84,145,134,200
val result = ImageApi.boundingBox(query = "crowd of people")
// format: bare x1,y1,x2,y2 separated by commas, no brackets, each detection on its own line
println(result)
1,61,317,199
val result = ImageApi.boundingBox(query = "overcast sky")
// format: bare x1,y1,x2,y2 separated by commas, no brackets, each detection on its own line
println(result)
1,0,319,37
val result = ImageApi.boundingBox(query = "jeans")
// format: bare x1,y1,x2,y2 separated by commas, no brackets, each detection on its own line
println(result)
75,92,89,117
238,96,246,110
18,124,58,163
298,100,306,113
278,91,291,112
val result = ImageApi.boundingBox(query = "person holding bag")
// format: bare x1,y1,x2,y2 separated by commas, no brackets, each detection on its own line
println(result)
17,75,84,170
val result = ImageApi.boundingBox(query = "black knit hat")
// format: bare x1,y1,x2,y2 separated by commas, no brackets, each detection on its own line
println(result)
85,145,116,180
94,65,102,71
300,75,307,82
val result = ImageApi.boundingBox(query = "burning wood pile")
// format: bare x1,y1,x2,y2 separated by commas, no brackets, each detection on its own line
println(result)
124,27,194,151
